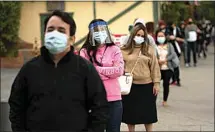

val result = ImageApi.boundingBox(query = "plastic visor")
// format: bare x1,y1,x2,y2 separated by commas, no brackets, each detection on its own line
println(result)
89,21,112,46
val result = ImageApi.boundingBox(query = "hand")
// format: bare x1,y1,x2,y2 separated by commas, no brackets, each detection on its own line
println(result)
169,35,175,40
159,60,166,64
153,87,159,96
176,37,184,42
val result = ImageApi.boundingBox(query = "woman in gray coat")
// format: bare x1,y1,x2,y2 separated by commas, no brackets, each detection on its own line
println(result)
156,30,179,106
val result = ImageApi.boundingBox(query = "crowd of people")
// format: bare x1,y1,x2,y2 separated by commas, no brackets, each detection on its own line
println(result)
8,10,214,132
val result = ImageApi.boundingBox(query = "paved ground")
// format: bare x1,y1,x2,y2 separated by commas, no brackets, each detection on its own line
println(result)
1,46,214,131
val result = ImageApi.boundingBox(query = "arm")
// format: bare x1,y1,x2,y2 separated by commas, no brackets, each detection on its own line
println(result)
8,67,28,131
85,63,109,132
184,26,189,40
176,28,184,42
166,44,177,61
149,48,161,89
80,48,90,60
96,48,124,79
80,48,109,80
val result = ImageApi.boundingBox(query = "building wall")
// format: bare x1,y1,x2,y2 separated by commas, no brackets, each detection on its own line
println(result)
19,2,46,46
19,1,154,47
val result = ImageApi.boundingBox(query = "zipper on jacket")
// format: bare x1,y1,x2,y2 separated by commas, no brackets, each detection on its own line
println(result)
55,63,58,68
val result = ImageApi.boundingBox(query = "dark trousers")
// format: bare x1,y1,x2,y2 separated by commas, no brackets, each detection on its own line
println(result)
180,41,188,64
161,70,173,101
106,100,122,132
197,39,206,57
172,67,180,83
187,42,197,64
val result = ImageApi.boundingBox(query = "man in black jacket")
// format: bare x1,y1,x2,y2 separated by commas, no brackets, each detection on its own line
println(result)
8,10,109,132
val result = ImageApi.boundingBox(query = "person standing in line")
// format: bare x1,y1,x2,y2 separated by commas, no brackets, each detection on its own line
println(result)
196,22,206,59
156,20,167,34
203,20,213,51
211,24,215,46
156,30,179,106
122,18,158,57
8,10,109,132
121,24,161,132
80,19,124,132
179,21,188,64
184,17,201,67
146,21,156,41
166,21,183,86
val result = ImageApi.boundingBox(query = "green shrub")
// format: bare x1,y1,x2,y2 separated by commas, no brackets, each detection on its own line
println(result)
0,2,22,57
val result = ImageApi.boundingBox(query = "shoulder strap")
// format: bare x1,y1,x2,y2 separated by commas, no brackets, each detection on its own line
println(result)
130,51,141,75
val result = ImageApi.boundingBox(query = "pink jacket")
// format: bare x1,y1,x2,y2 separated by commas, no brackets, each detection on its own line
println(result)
80,45,124,102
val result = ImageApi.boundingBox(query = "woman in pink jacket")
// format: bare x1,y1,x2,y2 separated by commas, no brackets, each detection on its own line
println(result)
79,19,124,132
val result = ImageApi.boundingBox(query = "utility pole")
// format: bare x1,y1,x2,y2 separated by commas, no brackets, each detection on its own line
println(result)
93,1,96,19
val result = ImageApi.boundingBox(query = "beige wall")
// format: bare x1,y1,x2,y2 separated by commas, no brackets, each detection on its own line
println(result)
96,1,154,34
65,2,93,45
19,2,46,46
19,1,154,47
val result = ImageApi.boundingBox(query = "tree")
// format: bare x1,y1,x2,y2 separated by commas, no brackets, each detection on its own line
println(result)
161,2,190,24
195,1,215,24
0,2,22,57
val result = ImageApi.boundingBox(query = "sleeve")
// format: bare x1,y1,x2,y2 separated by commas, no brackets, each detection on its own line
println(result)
95,48,124,79
167,44,177,61
80,48,110,80
85,63,109,132
177,27,183,38
149,47,161,89
8,66,28,131
184,26,189,39
79,48,90,61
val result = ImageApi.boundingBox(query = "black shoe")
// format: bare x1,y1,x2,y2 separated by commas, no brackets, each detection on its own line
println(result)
194,63,197,67
177,82,181,87
204,54,207,59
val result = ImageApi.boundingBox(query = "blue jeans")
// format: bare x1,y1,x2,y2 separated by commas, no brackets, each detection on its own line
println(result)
106,100,123,132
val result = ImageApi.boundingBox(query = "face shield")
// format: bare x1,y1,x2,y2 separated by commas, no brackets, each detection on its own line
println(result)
89,21,112,46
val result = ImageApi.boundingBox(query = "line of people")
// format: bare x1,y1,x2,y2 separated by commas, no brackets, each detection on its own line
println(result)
8,10,214,132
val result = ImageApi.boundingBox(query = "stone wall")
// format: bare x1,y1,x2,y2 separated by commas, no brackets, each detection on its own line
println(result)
0,50,36,68
0,51,24,68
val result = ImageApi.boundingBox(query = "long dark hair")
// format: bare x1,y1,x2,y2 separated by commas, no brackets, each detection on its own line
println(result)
80,19,115,66
121,24,150,57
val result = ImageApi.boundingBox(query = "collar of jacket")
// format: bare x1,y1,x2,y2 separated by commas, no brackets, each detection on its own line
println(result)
40,46,75,65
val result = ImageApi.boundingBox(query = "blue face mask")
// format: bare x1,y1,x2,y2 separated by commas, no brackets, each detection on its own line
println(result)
44,30,68,54
157,37,166,44
134,36,144,45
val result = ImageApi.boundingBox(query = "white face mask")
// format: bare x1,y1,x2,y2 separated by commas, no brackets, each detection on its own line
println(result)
134,36,144,45
93,31,108,44
157,37,166,44
44,30,68,54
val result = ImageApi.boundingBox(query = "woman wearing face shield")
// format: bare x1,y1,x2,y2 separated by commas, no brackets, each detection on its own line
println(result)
80,19,124,132
121,24,161,132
